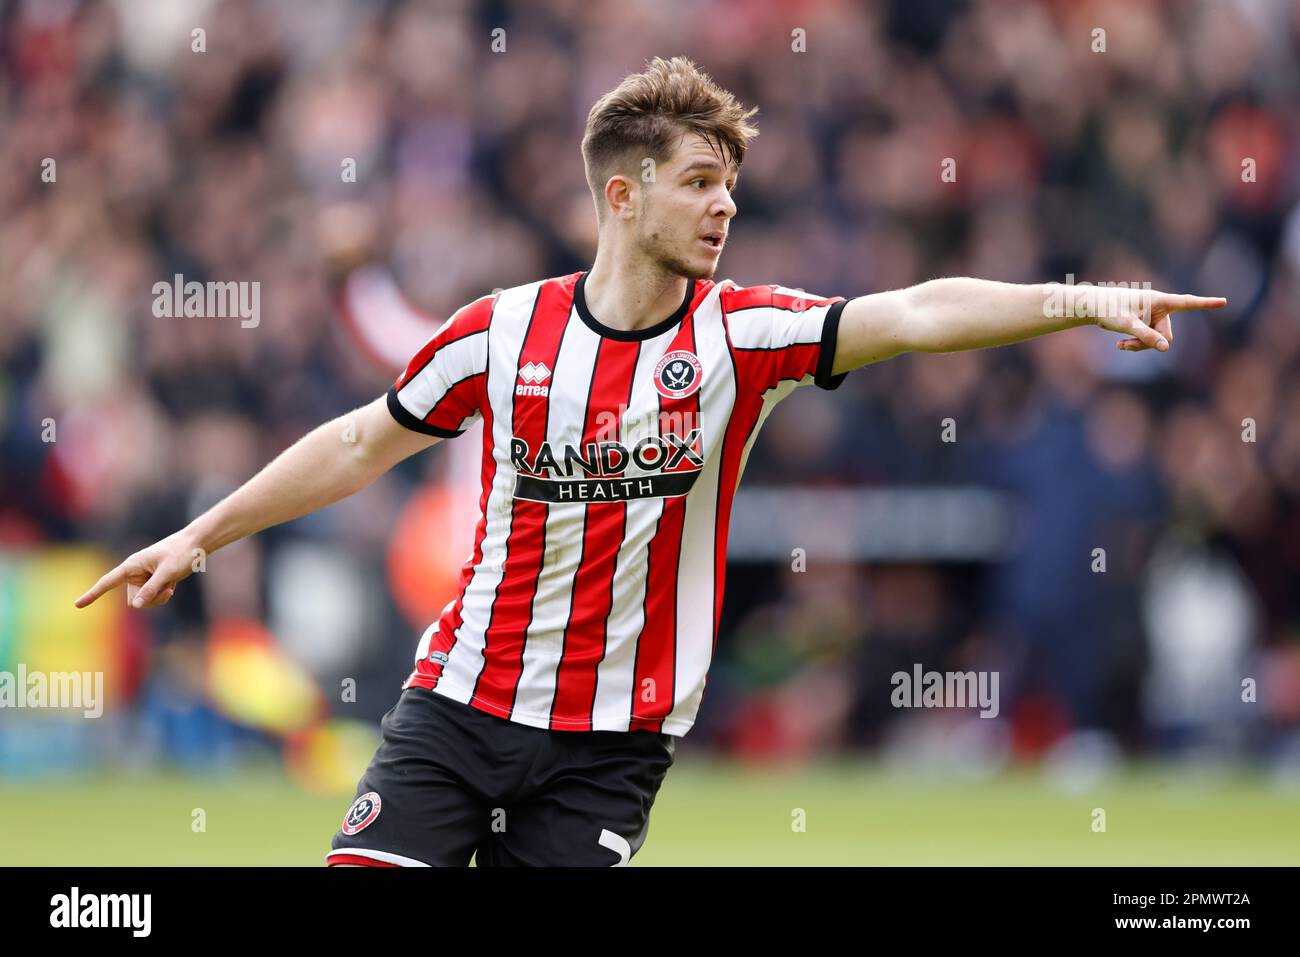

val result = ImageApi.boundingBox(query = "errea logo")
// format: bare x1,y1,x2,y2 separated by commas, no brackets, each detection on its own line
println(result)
517,361,551,397
520,361,551,383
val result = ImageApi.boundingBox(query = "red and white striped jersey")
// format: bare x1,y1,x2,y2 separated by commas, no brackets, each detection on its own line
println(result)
387,270,851,736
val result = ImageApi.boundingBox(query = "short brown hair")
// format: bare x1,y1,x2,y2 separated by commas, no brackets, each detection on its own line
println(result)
582,56,759,219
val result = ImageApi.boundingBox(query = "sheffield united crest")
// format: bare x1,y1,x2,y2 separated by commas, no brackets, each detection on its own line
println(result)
654,350,703,399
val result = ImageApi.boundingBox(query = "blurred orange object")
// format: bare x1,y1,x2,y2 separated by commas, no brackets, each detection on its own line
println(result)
386,484,475,629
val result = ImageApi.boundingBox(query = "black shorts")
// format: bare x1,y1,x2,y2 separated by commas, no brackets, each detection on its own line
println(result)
327,686,677,867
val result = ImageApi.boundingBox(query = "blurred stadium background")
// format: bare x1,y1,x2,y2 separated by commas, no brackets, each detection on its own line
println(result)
2,0,1300,865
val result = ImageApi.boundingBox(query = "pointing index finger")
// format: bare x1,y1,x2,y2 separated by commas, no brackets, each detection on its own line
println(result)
74,564,130,608
1169,294,1227,311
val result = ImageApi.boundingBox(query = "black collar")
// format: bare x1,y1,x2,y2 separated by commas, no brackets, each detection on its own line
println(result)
573,271,695,342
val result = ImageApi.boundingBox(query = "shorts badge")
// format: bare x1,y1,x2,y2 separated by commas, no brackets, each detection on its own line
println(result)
342,791,382,835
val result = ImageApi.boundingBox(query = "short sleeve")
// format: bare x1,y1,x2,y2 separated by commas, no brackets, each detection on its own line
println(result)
386,294,493,438
720,284,853,397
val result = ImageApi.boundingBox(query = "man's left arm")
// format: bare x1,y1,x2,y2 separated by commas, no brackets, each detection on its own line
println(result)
829,278,1227,375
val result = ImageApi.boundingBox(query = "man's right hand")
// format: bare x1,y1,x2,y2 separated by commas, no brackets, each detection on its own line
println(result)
73,395,445,612
74,529,201,609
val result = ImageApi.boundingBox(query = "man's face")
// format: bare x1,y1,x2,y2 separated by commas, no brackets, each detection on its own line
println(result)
633,133,738,281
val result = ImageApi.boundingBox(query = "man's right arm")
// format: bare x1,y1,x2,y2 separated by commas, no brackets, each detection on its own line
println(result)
74,395,441,610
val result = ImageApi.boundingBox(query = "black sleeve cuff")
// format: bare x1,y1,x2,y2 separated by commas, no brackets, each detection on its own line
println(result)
386,386,465,438
814,299,851,391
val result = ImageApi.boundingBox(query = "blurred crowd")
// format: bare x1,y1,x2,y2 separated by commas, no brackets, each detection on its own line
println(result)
2,0,1299,770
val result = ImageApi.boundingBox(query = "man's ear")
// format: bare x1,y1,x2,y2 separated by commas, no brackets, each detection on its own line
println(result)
604,174,637,220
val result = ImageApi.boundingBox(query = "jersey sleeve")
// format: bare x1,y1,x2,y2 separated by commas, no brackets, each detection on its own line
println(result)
386,294,494,438
720,283,854,397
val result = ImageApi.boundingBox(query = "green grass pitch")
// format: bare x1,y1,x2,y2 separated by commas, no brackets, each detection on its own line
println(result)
1,761,1296,866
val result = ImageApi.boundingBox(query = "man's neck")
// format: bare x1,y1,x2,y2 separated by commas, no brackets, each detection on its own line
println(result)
582,247,692,334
